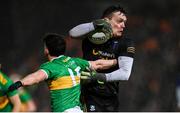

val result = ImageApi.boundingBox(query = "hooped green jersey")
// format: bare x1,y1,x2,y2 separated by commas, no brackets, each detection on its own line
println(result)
40,55,90,112
0,71,18,112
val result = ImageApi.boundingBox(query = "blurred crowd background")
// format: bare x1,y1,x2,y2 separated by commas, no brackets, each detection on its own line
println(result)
0,0,179,111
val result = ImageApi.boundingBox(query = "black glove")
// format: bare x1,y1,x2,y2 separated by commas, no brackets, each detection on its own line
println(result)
8,81,23,92
87,19,113,45
81,70,106,84
93,19,109,28
93,19,112,35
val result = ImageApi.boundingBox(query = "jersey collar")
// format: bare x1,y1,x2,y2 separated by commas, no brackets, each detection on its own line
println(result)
50,55,64,62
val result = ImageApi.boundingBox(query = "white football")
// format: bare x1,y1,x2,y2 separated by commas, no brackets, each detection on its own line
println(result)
88,32,109,44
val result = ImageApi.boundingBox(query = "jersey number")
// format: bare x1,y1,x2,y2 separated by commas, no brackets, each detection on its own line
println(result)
68,66,81,86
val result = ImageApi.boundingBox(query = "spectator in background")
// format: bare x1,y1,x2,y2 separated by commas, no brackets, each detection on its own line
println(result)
69,4,135,112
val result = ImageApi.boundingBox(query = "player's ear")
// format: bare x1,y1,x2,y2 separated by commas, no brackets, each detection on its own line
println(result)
44,47,49,55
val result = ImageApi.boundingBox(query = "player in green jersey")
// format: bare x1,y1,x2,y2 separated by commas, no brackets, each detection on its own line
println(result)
0,70,21,112
8,33,117,112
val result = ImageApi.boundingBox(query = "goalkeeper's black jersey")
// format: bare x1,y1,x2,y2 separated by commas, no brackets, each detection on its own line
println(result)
82,36,135,98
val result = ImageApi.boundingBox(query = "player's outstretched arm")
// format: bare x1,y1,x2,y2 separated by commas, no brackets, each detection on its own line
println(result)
81,59,117,83
21,70,47,86
89,59,117,70
8,70,47,91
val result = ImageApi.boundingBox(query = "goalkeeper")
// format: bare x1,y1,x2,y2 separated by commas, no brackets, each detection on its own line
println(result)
8,33,117,112
69,5,135,112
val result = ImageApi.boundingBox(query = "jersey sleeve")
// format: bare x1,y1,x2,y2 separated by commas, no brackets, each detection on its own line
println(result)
0,71,18,97
69,22,95,38
118,38,135,58
19,89,32,102
39,62,51,79
73,58,90,71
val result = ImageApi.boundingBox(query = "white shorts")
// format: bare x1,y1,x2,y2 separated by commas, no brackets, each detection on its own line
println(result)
63,106,83,113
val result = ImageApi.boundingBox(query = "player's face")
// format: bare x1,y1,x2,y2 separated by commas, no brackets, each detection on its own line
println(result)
108,11,127,37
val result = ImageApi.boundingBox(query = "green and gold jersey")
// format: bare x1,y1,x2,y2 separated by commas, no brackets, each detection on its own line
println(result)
40,55,90,112
0,71,18,112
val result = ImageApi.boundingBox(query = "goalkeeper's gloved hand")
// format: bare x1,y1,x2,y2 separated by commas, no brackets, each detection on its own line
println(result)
93,19,113,37
93,19,110,29
8,81,23,92
88,19,113,44
81,70,106,84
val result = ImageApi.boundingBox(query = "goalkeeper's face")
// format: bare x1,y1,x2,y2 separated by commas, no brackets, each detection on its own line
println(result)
108,11,127,37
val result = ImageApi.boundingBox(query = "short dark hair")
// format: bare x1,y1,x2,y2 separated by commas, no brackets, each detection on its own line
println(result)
102,5,126,18
43,33,66,56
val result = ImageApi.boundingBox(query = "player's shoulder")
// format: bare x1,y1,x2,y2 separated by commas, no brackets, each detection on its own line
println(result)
0,71,10,81
0,71,12,86
41,61,51,67
119,34,134,42
118,35,135,47
71,57,84,62
72,57,88,65
40,61,57,69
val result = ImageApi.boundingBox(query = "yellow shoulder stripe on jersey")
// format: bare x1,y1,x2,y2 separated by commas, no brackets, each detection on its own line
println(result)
48,76,80,90
0,96,9,109
63,57,70,62
0,73,7,85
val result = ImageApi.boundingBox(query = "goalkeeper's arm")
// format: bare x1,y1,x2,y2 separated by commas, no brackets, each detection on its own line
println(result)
69,22,95,38
82,56,134,82
105,56,134,81
69,19,112,38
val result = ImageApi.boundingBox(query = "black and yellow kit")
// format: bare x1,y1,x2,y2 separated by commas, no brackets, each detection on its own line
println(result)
81,36,135,112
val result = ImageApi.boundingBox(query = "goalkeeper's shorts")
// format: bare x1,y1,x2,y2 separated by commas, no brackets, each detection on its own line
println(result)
83,95,119,112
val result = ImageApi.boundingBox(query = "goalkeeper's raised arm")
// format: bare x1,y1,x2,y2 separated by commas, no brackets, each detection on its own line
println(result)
69,19,113,44
69,22,95,38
